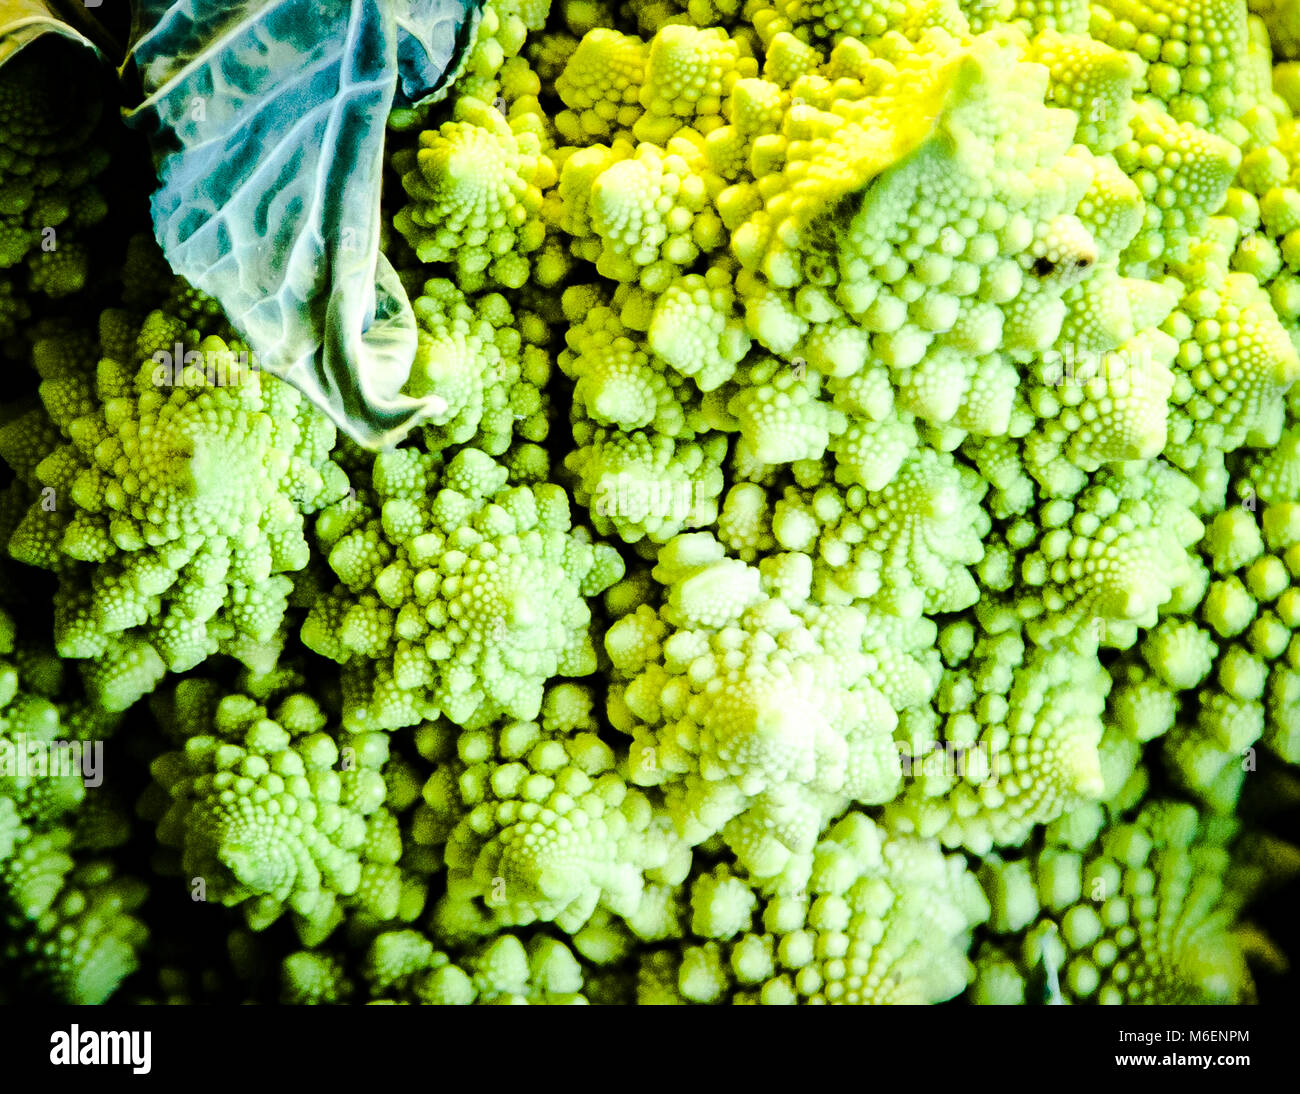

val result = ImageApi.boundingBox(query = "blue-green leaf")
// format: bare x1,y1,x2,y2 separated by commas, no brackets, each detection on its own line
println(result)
122,0,482,448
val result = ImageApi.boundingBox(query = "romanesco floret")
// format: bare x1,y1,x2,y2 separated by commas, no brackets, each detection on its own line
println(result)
973,800,1273,1003
0,309,349,711
765,446,989,614
554,29,648,143
985,459,1205,649
0,604,142,1004
405,277,552,460
2,853,147,1006
606,534,937,880
0,41,110,336
885,619,1112,852
392,96,558,291
303,448,624,731
411,683,691,933
1160,225,1300,467
291,928,596,1004
560,135,725,290
145,680,403,945
1102,436,1300,811
640,813,988,1003
1091,0,1250,136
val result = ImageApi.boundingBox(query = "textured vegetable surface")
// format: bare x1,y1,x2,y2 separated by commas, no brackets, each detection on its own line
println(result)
0,0,1298,1006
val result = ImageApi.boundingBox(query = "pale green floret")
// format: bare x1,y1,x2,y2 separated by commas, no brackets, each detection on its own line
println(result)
561,302,700,436
555,29,648,143
994,0,1088,35
1161,236,1300,468
769,446,989,616
0,606,144,1005
147,681,401,944
339,928,590,1003
640,813,988,1003
648,267,752,390
1154,452,1300,806
634,25,759,144
563,135,725,291
605,533,939,881
0,664,82,830
411,685,691,933
2,853,146,1005
1027,328,1179,479
565,429,728,547
752,0,969,51
886,633,1111,854
1141,618,1219,689
1027,32,1142,154
392,97,556,291
1091,0,1250,136
1113,103,1241,269
973,801,1267,1004
405,279,551,460
0,46,111,335
0,310,347,711
280,951,351,1004
303,449,623,732
827,376,920,491
1008,461,1204,650
726,356,848,465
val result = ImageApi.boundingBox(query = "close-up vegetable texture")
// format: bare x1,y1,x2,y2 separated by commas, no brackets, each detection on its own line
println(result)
0,0,1298,1007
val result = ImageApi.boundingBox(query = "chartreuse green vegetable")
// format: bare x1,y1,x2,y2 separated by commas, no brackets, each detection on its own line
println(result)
412,683,691,933
972,800,1295,1004
0,602,143,1005
0,27,109,339
0,286,350,713
0,0,1298,1006
301,447,624,732
144,679,405,945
